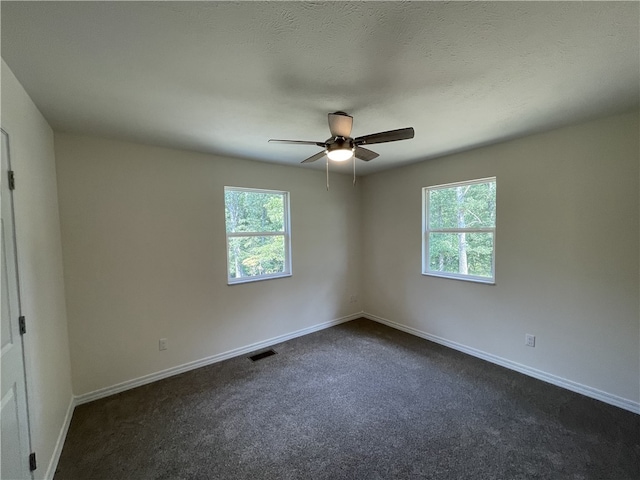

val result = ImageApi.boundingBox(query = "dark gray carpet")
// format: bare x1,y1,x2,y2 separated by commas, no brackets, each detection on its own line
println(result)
55,318,640,480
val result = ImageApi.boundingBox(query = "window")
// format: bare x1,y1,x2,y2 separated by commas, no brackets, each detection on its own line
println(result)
224,187,291,284
423,177,496,283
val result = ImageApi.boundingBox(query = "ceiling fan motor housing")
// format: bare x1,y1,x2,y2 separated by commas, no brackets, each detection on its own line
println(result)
326,136,354,152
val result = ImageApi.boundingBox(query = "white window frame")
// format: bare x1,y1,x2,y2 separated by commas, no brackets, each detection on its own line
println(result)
422,177,496,284
224,186,292,285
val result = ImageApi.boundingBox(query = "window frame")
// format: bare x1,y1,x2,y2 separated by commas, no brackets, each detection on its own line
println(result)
422,177,496,284
224,186,292,285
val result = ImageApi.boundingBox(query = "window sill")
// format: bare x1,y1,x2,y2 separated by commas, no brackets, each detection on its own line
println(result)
227,273,292,285
422,272,495,285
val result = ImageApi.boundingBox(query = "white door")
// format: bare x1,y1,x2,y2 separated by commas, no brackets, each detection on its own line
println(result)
1,129,33,480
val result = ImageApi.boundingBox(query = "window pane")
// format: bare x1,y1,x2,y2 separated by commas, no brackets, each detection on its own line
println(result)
225,190,285,233
428,232,493,278
227,236,285,279
428,181,496,229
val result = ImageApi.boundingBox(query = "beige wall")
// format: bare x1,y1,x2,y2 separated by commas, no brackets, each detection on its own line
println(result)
55,113,639,408
1,60,73,479
361,112,640,405
54,134,363,396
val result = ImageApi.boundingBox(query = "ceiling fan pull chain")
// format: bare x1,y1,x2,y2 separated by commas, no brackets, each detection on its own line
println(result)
326,157,329,191
353,155,356,186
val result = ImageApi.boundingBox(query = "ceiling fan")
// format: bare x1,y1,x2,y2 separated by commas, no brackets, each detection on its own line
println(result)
269,111,414,189
269,111,415,165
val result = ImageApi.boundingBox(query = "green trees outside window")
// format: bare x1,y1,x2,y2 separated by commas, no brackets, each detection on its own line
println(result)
224,187,291,283
423,178,496,283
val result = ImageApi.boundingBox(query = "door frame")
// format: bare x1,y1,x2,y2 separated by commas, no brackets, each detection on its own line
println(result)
1,126,34,479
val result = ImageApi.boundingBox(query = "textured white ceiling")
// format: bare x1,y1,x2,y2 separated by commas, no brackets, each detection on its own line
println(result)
2,1,638,175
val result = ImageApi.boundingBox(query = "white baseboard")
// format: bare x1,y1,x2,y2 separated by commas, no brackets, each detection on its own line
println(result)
41,310,638,479
44,395,75,480
75,312,363,406
363,312,640,415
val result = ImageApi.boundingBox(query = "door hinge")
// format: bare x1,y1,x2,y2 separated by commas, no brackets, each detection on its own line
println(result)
19,316,26,335
8,170,15,190
29,452,37,471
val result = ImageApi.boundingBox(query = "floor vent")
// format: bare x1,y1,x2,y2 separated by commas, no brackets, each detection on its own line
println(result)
249,349,277,362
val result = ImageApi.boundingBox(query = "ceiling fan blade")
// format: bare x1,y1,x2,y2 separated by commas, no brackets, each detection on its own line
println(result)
328,112,353,137
354,127,414,146
301,151,327,164
354,146,379,162
269,139,326,147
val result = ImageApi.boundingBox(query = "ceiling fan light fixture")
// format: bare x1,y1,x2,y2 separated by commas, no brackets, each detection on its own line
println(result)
326,137,354,162
326,147,354,162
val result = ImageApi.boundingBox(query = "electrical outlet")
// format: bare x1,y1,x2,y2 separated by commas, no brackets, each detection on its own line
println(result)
159,338,168,351
525,334,535,348
350,294,358,303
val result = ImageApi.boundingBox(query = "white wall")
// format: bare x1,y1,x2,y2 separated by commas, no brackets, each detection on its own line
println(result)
1,60,74,479
55,114,639,410
54,134,362,396
362,111,640,408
